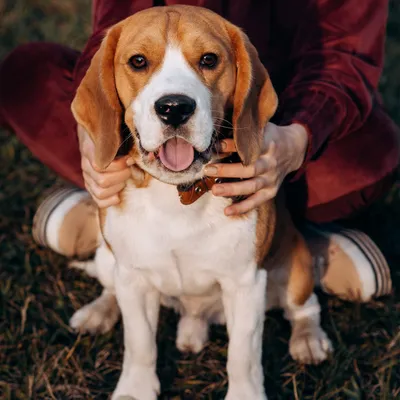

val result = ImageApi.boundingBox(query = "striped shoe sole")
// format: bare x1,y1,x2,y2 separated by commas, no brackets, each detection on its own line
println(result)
32,187,88,250
306,223,392,299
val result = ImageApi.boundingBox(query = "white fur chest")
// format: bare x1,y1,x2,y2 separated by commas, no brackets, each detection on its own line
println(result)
104,179,258,297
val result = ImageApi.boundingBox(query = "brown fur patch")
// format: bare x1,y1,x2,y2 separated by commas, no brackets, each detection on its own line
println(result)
116,172,153,211
98,208,106,236
258,191,314,306
224,22,278,166
255,201,276,263
71,24,124,169
97,208,112,253
286,233,314,306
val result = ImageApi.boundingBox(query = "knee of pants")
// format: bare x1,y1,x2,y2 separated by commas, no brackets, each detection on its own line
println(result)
305,170,397,223
0,42,78,126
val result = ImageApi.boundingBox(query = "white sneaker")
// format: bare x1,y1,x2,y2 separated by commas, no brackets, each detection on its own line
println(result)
302,223,392,302
32,186,100,258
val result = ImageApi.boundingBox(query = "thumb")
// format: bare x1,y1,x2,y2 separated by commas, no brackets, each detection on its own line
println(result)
261,122,279,154
265,140,276,156
78,125,96,160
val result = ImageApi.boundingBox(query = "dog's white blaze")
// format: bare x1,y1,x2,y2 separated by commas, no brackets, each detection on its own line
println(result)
132,45,213,151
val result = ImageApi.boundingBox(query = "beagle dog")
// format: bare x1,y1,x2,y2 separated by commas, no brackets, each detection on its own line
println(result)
70,5,332,400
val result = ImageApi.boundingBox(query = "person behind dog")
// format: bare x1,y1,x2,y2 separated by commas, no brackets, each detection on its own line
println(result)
0,0,398,301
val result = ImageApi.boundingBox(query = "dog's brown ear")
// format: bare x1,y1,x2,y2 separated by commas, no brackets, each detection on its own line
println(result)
226,23,278,165
71,25,122,169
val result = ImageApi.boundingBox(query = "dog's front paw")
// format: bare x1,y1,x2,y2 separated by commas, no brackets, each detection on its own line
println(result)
70,294,120,335
176,316,208,353
112,367,160,400
290,325,332,365
225,384,268,400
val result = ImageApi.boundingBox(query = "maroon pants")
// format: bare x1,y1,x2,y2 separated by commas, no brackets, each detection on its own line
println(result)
0,8,399,223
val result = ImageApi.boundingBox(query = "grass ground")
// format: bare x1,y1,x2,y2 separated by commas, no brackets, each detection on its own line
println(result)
1,1,400,399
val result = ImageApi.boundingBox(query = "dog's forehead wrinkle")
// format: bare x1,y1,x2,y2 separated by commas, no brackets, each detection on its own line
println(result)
165,9,181,40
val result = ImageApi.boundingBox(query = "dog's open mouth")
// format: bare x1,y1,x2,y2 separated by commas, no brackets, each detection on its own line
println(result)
155,137,195,171
144,137,214,172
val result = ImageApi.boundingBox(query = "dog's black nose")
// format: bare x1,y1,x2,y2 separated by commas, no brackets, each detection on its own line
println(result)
154,95,196,127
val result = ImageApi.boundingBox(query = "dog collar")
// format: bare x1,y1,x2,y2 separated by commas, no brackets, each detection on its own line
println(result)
177,177,220,205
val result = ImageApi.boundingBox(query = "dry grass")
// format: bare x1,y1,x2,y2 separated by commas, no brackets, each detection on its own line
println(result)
1,1,400,399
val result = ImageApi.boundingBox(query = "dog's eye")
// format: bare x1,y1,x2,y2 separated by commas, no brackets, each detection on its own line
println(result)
129,55,147,70
199,53,218,69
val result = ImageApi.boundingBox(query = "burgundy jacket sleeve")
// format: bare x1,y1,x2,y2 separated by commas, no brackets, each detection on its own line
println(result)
274,0,388,172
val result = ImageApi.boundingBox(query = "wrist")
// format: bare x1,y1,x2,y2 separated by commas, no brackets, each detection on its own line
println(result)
285,123,309,172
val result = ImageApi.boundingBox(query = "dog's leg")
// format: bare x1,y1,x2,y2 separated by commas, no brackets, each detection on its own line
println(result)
69,241,121,334
284,293,332,364
176,315,209,353
220,268,268,400
268,234,332,365
112,267,160,400
70,289,120,334
175,292,223,354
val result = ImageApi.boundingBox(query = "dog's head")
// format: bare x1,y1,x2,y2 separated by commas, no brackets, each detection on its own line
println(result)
72,5,278,185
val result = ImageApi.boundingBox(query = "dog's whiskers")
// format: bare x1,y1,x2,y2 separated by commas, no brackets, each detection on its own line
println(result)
117,131,133,152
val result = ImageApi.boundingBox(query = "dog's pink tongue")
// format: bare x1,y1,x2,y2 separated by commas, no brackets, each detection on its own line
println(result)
158,137,194,171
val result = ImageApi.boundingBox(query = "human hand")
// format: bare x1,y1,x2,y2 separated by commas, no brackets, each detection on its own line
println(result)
204,123,308,216
78,125,136,208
